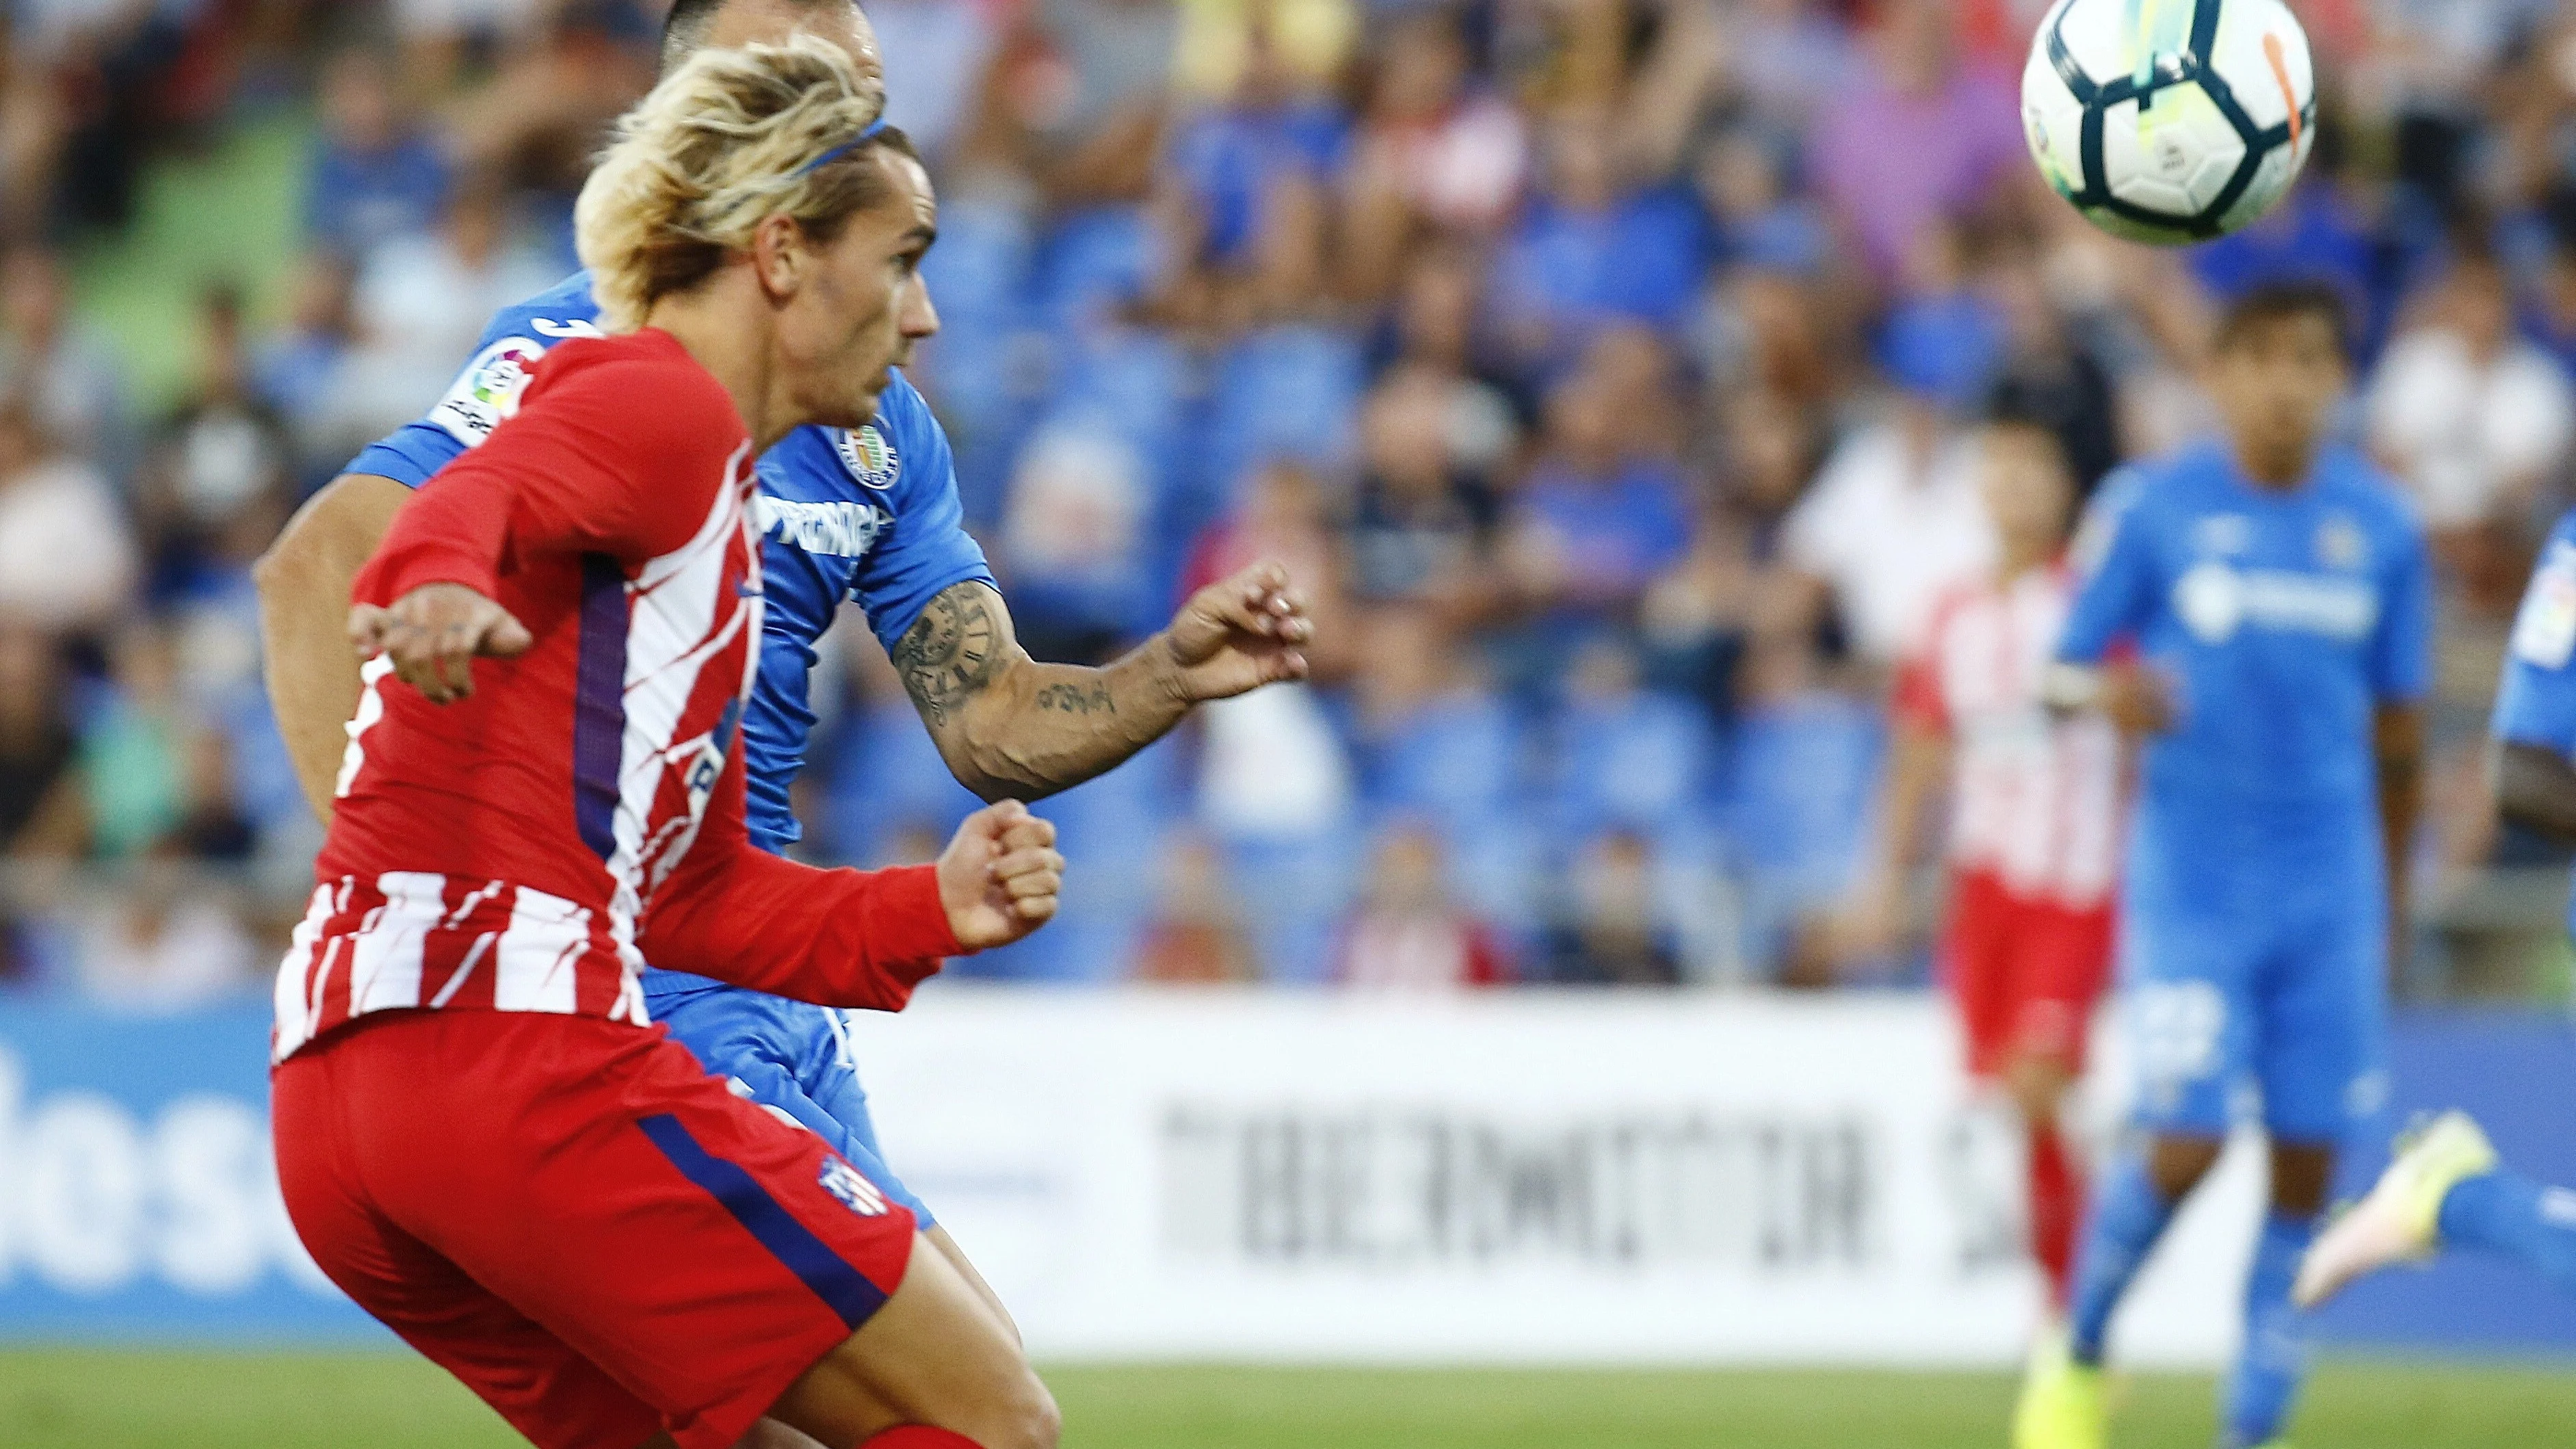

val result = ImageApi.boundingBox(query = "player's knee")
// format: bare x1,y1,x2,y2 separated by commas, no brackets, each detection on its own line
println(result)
952,1368,1058,1449
2269,1142,2335,1217
2001,1055,2073,1125
998,1367,1062,1449
732,1419,827,1449
2147,1135,2223,1199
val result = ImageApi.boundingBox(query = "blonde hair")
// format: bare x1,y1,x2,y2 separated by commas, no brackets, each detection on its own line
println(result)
575,32,893,332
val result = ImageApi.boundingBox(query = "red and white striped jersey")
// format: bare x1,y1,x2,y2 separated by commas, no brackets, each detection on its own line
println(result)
1893,565,2125,909
274,330,957,1063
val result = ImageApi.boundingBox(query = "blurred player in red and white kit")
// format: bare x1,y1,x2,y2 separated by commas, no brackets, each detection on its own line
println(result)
270,38,1075,1449
1841,417,2125,1312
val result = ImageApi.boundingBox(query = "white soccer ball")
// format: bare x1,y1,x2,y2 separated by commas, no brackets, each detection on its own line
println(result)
2021,0,2316,246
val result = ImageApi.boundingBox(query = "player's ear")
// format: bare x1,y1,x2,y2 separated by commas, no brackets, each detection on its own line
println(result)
748,211,806,303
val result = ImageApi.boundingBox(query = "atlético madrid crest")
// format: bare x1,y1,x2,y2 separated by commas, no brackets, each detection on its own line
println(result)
834,426,899,491
818,1156,889,1216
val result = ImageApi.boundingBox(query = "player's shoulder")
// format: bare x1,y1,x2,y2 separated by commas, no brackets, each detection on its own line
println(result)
524,330,740,443
2095,443,2229,518
533,328,707,387
872,368,937,443
2139,439,2253,502
2067,460,2163,574
861,370,953,499
425,271,605,449
484,270,604,342
2509,511,2576,672
2316,447,2427,541
2086,458,2156,514
772,369,945,503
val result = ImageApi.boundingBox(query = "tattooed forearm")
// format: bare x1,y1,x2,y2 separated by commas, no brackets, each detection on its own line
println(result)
892,584,1006,726
897,582,1190,800
1034,681,1115,715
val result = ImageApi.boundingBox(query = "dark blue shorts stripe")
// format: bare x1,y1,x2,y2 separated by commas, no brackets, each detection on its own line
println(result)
571,552,627,861
635,1113,891,1330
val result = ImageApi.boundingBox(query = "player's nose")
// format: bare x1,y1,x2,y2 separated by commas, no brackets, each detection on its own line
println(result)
900,276,939,341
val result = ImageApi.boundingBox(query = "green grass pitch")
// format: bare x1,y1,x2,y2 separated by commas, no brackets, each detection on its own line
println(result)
3,1351,2573,1446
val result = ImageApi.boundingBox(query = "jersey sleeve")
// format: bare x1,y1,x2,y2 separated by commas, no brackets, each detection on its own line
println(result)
345,421,475,490
2369,508,2435,705
359,338,741,602
847,388,996,653
2054,470,2157,665
2495,517,2576,753
342,327,555,489
639,744,958,1010
340,274,597,488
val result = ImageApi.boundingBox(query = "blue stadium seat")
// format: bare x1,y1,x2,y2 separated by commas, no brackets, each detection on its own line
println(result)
1358,693,1531,824
919,194,1034,332
1219,825,1365,987
1720,690,1882,896
962,736,1181,983
1439,812,1550,937
1052,330,1192,472
1547,689,1717,839
1031,205,1153,336
209,681,307,840
910,197,1042,525
1197,323,1364,506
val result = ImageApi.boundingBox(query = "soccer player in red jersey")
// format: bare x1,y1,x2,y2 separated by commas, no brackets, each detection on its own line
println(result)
1843,418,2125,1314
267,38,1135,1449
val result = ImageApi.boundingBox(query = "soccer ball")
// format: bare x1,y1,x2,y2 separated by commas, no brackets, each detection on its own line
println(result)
2021,0,2316,246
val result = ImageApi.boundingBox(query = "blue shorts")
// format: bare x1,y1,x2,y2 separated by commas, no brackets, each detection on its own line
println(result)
644,971,933,1227
2119,827,2388,1145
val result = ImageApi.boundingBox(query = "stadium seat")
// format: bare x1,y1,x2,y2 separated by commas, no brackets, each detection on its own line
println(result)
1197,323,1365,507
1547,688,1718,839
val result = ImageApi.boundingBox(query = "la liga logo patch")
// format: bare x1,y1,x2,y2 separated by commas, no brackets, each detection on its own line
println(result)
429,336,547,447
2512,541,2576,670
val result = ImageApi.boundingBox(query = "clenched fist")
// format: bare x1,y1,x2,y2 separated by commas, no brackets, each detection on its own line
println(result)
936,800,1063,950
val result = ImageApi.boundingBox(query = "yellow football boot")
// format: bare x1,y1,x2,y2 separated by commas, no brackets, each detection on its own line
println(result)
2012,1331,2107,1449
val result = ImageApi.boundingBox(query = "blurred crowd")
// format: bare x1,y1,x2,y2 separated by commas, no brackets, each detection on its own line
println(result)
7,0,2576,1005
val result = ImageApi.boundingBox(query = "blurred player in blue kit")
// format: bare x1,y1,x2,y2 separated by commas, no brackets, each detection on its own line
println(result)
253,0,1313,1430
2294,498,2576,1312
2014,283,2432,1449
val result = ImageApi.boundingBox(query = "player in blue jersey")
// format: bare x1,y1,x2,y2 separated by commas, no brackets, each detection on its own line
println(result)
2012,283,2432,1449
256,3,1311,1442
2292,512,2576,1311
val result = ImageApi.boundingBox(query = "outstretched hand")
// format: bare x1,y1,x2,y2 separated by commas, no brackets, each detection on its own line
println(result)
349,582,534,705
936,800,1063,951
1161,560,1313,703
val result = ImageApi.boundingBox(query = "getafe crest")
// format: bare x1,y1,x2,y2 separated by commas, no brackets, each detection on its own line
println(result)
834,425,899,491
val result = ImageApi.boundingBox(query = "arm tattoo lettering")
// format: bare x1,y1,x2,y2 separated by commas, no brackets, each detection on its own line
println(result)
1034,681,1116,716
892,586,1003,726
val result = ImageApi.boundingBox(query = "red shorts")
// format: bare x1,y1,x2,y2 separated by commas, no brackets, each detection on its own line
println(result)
272,1010,919,1449
1940,868,2115,1078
